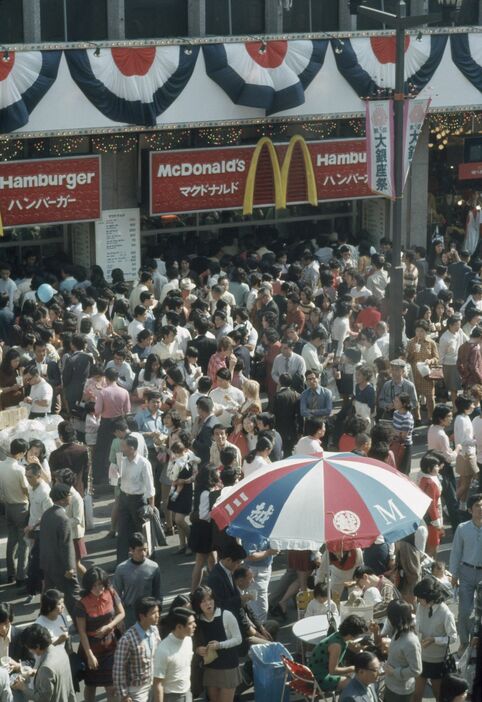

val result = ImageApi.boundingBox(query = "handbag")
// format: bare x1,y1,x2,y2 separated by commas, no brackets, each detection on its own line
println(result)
440,641,458,678
428,365,444,380
61,615,85,690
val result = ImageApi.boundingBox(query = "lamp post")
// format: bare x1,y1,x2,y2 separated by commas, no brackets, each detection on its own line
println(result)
358,1,440,359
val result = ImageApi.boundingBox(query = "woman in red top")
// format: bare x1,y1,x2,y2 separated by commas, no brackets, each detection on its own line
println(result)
207,337,236,388
418,452,444,556
228,414,249,459
75,567,125,702
356,298,382,330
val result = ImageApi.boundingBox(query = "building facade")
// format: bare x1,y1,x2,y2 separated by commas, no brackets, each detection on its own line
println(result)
0,0,481,273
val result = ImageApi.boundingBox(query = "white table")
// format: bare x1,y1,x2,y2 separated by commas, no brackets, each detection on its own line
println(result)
292,613,340,646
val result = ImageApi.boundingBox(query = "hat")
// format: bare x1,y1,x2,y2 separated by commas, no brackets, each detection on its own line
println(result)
50,483,71,501
390,359,406,367
37,283,55,304
448,313,462,323
180,278,196,291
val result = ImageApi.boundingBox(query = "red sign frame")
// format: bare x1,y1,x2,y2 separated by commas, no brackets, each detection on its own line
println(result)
0,155,102,228
150,138,372,216
459,162,482,181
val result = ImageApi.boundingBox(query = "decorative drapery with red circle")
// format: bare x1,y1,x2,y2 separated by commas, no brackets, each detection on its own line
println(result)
65,46,199,126
0,51,61,132
202,40,328,115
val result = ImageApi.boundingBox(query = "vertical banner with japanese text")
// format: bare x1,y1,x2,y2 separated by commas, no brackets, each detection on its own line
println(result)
402,98,431,186
365,100,395,199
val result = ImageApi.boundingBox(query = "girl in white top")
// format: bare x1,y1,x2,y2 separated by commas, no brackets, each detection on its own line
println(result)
242,437,272,479
427,405,459,466
472,404,482,467
454,395,478,509
304,582,339,618
35,589,72,646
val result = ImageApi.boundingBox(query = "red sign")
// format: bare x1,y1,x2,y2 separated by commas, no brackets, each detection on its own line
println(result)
0,156,101,227
150,138,371,215
459,162,482,180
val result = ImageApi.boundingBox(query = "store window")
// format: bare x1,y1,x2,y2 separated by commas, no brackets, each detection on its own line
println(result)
0,0,24,43
40,0,108,41
283,0,339,32
206,0,265,35
125,0,188,39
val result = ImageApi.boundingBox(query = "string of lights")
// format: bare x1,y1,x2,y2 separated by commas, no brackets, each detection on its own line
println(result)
91,134,138,153
428,111,482,150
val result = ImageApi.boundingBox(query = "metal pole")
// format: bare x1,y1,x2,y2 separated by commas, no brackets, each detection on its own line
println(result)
389,0,407,359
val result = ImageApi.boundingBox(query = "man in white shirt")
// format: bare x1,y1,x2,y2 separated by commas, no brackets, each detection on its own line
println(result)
375,321,390,359
153,607,195,702
91,298,111,338
0,439,29,584
292,417,325,456
117,435,155,564
0,263,17,311
209,368,244,428
25,462,52,597
105,350,136,392
302,327,331,375
439,314,467,406
129,271,154,313
24,366,53,418
271,341,306,389
209,425,242,471
128,306,148,344
159,265,180,304
366,255,389,300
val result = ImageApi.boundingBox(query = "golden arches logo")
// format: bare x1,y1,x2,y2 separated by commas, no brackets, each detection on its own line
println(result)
243,135,318,216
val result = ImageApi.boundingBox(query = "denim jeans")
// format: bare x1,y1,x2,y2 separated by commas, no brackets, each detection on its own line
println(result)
457,562,482,646
248,564,272,623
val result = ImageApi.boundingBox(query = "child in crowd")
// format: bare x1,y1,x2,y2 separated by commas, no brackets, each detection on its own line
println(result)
305,582,339,618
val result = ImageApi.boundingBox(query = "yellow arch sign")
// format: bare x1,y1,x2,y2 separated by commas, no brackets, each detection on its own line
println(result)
242,135,318,216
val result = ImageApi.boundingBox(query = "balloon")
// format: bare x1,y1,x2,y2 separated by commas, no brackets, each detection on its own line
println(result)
37,283,55,303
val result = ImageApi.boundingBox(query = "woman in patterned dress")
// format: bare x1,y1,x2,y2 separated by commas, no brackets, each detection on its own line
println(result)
406,320,439,421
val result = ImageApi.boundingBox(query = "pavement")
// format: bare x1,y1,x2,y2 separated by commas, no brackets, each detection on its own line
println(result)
0,425,457,701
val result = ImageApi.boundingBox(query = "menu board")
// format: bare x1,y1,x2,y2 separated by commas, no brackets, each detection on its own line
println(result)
95,208,140,282
71,222,93,270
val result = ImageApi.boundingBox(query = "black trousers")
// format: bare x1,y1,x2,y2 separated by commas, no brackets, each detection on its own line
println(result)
27,532,43,595
116,491,145,564
92,416,119,484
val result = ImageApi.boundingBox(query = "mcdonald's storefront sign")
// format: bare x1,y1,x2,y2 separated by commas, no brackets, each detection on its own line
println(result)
150,137,372,216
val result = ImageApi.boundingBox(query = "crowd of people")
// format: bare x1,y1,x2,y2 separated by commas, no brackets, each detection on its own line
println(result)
0,229,480,701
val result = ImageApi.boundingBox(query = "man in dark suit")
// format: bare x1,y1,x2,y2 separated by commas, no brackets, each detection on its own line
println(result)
272,373,301,456
61,333,92,413
403,287,420,339
49,421,89,495
415,273,438,309
448,250,472,302
207,543,247,618
39,483,79,617
191,316,217,374
192,396,218,466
